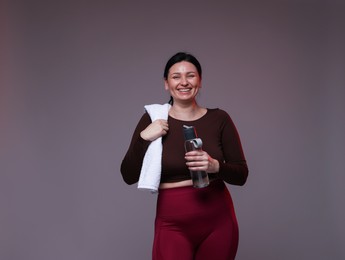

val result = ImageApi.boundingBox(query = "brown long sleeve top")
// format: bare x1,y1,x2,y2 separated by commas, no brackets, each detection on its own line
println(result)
121,108,248,186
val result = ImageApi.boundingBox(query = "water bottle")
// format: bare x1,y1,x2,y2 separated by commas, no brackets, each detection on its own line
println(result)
183,125,209,188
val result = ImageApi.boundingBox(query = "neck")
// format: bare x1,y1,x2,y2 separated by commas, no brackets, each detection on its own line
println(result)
169,101,206,121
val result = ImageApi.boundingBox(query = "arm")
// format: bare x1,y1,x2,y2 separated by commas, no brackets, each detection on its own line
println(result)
120,113,152,185
184,111,248,186
120,113,170,185
218,114,248,186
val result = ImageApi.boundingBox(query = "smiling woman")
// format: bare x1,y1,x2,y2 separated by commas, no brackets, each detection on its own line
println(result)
164,60,207,121
121,52,248,260
163,52,202,105
165,61,202,106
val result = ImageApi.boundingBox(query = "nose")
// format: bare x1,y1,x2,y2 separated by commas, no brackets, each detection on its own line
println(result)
180,76,188,86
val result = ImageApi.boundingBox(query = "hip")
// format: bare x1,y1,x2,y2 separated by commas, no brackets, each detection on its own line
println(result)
156,179,235,218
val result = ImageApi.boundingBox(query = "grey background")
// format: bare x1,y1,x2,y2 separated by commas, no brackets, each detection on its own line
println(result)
1,0,345,259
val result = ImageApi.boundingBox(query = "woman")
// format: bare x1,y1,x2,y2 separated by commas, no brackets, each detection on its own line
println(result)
121,52,248,260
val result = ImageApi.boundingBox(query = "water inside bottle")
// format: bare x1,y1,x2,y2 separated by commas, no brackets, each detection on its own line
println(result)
191,170,209,188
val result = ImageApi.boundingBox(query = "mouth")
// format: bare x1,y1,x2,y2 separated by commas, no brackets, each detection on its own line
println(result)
178,88,192,93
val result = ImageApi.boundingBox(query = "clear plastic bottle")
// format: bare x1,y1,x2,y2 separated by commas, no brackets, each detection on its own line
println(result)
183,125,209,188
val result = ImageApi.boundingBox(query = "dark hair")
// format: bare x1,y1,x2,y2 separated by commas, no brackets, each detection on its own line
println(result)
164,52,202,105
163,52,202,80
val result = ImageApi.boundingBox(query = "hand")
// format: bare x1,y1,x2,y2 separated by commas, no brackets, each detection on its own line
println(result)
185,150,220,173
140,119,169,141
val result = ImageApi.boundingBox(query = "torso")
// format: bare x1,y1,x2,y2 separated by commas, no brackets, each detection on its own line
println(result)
160,108,226,187
159,107,207,189
159,179,193,189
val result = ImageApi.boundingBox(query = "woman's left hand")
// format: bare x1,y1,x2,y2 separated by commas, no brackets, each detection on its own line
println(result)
185,150,220,173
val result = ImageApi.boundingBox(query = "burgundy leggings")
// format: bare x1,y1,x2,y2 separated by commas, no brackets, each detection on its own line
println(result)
152,179,239,260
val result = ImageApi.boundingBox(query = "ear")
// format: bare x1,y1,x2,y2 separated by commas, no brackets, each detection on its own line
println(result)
164,80,169,90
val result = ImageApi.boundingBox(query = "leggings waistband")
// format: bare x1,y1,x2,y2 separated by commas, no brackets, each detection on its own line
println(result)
158,178,225,196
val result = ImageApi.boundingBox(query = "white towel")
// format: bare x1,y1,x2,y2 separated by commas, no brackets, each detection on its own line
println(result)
138,103,171,193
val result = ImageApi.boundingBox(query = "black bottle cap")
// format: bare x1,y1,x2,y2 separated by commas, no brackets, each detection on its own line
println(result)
183,125,197,140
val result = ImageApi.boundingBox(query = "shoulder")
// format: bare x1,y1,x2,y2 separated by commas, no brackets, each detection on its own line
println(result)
136,112,152,129
205,108,236,128
207,108,231,119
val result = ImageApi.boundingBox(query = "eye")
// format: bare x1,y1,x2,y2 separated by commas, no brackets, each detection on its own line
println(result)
172,75,180,79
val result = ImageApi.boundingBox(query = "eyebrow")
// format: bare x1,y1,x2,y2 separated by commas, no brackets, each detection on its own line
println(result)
171,71,197,75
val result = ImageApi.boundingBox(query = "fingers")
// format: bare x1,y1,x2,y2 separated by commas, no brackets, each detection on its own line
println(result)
185,151,209,169
186,161,209,172
185,150,206,160
140,120,169,141
158,119,169,132
154,119,169,135
185,151,219,173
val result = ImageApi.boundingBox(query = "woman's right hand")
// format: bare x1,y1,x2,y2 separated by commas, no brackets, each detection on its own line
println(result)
140,119,169,141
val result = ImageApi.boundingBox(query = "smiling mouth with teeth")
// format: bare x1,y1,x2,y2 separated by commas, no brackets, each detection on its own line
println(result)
178,88,192,92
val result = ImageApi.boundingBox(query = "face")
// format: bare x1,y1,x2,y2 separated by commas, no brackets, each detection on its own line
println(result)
164,61,201,104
